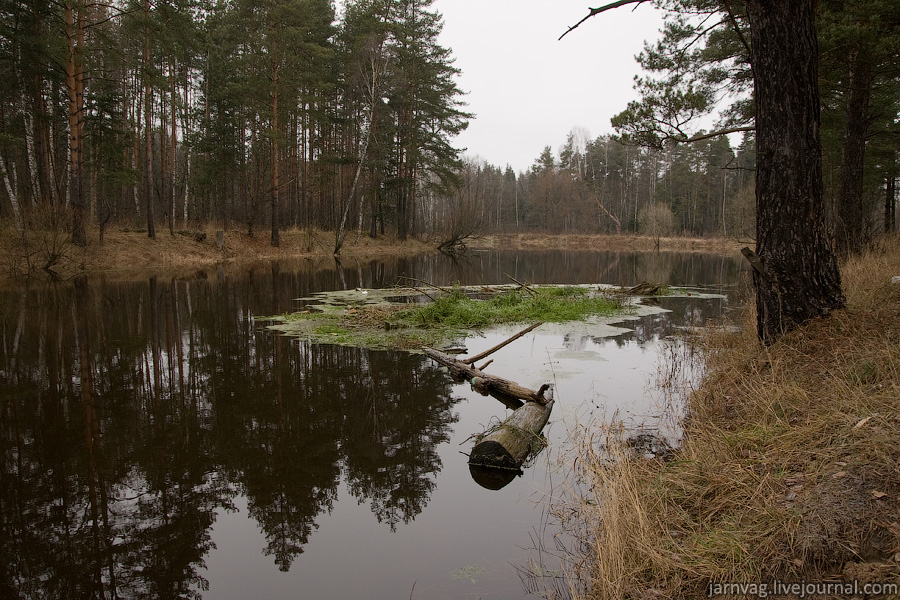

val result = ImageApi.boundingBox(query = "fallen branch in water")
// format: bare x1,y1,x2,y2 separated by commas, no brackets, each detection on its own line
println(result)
423,347,551,409
463,322,543,365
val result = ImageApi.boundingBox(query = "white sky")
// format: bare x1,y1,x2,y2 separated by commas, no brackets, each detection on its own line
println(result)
432,0,665,173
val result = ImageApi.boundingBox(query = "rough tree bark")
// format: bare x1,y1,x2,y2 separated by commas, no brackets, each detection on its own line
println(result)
468,400,554,471
563,0,845,344
746,0,844,344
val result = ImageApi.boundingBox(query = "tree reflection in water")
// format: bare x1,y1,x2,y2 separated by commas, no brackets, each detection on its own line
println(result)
0,250,741,598
0,269,457,596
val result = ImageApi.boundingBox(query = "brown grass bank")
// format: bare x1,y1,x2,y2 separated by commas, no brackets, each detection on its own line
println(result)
0,223,742,284
474,232,743,254
556,237,900,599
0,224,433,283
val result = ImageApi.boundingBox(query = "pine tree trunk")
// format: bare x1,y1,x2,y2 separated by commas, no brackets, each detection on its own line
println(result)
886,176,896,234
143,0,155,240
746,0,845,344
66,0,87,247
835,44,873,256
169,59,177,236
270,48,280,248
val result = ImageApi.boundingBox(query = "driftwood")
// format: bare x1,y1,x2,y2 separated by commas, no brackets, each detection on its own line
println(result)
423,347,551,409
424,322,555,489
627,281,662,296
468,400,554,471
505,273,537,296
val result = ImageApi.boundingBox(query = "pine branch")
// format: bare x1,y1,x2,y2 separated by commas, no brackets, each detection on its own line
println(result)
559,0,650,41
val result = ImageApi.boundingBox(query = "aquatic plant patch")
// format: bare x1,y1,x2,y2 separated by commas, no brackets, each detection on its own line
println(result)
265,284,683,350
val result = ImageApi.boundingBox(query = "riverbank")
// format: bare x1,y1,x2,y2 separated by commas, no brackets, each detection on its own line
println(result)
558,237,900,599
0,223,743,283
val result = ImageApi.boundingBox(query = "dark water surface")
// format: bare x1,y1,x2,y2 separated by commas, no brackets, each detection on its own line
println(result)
0,249,743,599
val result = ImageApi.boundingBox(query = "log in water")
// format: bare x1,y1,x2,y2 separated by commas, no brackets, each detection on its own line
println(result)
468,400,554,471
422,347,551,407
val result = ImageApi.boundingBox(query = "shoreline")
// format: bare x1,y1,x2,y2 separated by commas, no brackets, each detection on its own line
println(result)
0,225,744,285
555,236,900,599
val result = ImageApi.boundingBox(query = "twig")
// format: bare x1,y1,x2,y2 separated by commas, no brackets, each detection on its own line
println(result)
398,276,454,295
477,359,494,371
505,273,537,296
463,322,543,365
409,285,436,302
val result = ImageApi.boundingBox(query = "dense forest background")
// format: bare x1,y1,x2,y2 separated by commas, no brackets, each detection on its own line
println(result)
0,0,897,248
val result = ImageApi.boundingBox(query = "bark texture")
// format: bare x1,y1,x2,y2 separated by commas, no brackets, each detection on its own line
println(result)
747,0,845,344
468,400,554,471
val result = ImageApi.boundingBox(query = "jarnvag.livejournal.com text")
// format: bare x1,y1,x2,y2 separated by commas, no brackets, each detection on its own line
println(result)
708,579,899,598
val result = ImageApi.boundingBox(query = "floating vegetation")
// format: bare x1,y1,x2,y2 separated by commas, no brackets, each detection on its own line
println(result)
264,283,723,351
452,563,485,583
266,284,638,350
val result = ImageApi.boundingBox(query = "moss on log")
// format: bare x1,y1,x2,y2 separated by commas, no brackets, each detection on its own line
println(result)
468,400,554,471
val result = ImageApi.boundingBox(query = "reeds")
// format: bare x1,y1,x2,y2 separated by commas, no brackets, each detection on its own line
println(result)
547,237,900,599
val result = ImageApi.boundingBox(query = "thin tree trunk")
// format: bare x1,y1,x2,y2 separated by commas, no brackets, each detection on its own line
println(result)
270,47,280,247
746,0,844,344
336,39,385,254
886,176,896,234
334,111,372,255
0,154,23,234
66,0,87,246
169,59,177,236
143,0,155,239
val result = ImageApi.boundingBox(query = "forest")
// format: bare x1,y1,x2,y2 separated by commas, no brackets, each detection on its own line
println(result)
0,0,897,250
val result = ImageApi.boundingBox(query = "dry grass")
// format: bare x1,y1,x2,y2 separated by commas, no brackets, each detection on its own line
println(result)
474,233,744,254
0,223,433,283
548,236,900,599
0,222,742,285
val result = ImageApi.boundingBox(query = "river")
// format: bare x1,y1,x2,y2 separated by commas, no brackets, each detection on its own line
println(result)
0,248,744,599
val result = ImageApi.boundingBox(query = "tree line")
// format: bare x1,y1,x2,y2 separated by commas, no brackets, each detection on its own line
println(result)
0,0,897,258
0,0,468,250
453,0,898,249
450,131,757,242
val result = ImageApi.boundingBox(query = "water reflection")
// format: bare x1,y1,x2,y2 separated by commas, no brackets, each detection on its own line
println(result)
0,249,743,599
1,271,458,596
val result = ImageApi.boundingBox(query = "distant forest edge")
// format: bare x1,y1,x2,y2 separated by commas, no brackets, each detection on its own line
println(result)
0,0,897,250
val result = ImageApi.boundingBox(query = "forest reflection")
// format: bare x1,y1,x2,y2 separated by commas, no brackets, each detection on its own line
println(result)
1,267,457,597
0,249,741,598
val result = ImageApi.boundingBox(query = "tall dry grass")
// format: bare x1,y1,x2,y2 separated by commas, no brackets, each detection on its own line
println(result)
547,237,900,599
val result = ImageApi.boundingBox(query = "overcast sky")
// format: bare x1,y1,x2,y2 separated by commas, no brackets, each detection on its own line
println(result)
432,0,664,173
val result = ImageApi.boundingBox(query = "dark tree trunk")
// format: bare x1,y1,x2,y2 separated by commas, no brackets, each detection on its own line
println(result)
143,0,155,241
66,0,86,247
885,176,896,234
835,44,873,256
746,0,845,344
270,42,280,248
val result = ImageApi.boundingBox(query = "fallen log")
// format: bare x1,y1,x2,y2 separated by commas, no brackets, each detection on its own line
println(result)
468,399,554,473
422,347,551,409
